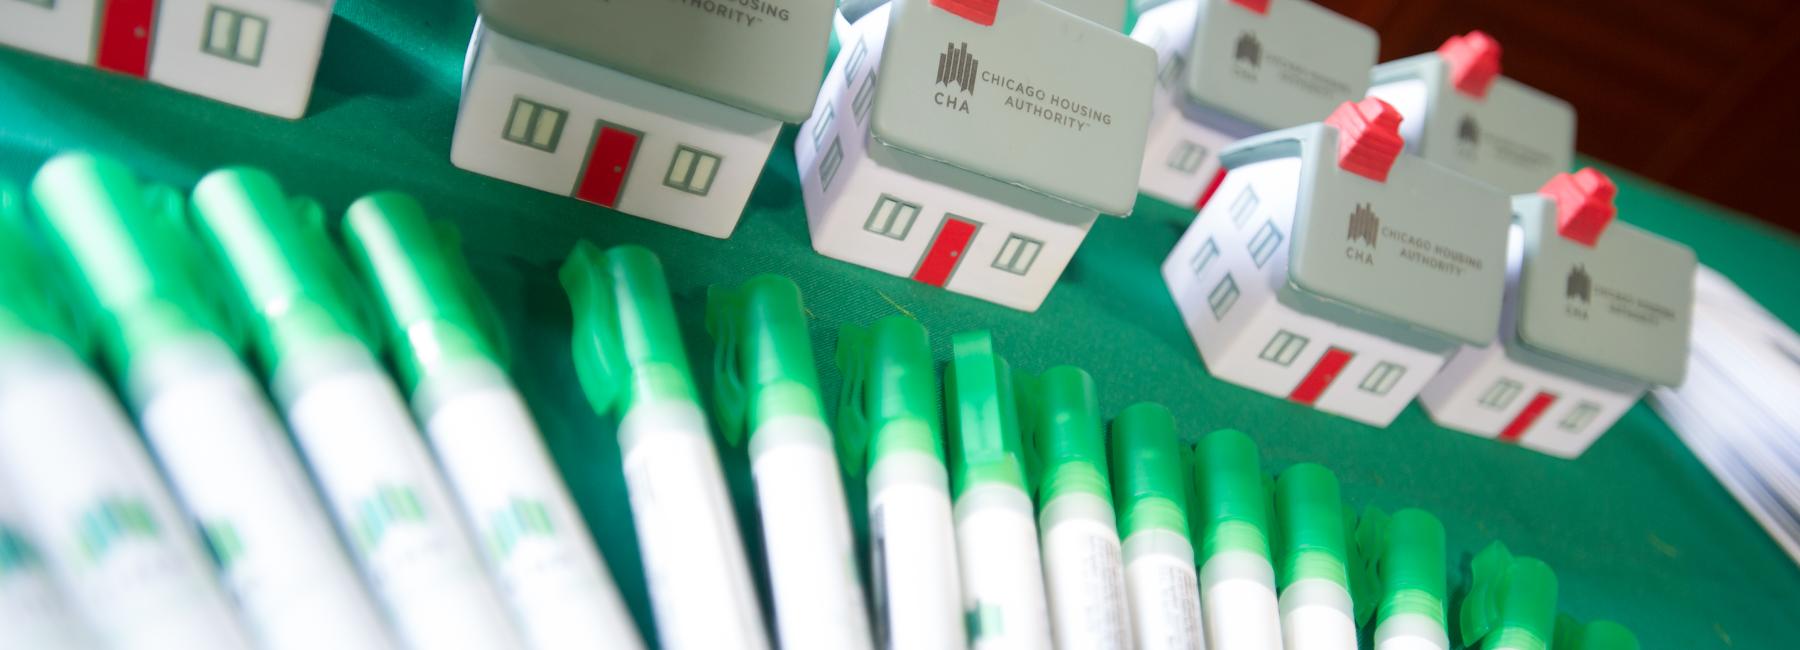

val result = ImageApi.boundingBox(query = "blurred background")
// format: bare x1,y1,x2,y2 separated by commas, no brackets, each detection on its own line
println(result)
1319,0,1800,234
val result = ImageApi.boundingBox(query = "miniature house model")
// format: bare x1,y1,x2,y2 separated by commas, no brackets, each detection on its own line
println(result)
451,0,834,239
1129,0,1376,209
1163,98,1511,427
797,0,1154,312
1420,169,1695,458
1367,31,1575,195
0,0,334,117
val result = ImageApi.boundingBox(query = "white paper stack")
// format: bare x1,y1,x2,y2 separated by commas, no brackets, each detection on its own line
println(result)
1648,265,1800,567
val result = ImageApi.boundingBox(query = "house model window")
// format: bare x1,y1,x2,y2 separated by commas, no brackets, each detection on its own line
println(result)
19,0,54,8
1167,141,1208,174
818,138,844,190
1259,330,1309,366
1208,274,1240,319
1247,221,1284,268
1359,362,1406,395
1189,238,1220,277
665,145,721,196
844,39,870,80
1560,401,1601,432
203,6,268,66
1479,378,1524,410
812,104,836,148
502,97,567,153
1228,186,1259,228
864,195,920,240
853,74,878,124
992,235,1044,276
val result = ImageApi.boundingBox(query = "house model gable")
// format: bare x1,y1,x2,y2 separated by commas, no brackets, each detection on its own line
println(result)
1512,193,1695,387
1226,123,1511,347
869,0,1156,216
475,0,834,123
1368,42,1576,195
1180,0,1375,130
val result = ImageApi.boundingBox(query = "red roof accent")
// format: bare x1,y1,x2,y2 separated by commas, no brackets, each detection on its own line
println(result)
1437,31,1502,99
1542,168,1618,247
933,0,998,26
1325,98,1405,183
1231,0,1270,15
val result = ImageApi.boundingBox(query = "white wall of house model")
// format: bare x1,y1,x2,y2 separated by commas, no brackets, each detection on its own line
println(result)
451,21,780,239
1130,0,1376,210
0,0,333,118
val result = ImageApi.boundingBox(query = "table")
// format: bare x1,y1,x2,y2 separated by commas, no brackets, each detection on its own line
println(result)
2,2,1797,647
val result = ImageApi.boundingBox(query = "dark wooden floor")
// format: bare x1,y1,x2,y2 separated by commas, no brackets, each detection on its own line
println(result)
1318,0,1800,234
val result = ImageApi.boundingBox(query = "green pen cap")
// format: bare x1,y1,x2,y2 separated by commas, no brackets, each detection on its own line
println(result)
27,154,236,375
1353,508,1447,629
1460,542,1558,650
560,242,698,419
833,316,942,476
1109,402,1190,541
1272,463,1350,591
340,191,507,394
1018,366,1111,506
0,181,78,349
705,274,825,447
944,330,1031,498
188,167,376,375
1553,615,1638,650
1193,429,1272,561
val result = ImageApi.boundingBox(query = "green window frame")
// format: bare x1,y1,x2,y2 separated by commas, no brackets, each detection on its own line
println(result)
864,195,920,240
1208,274,1240,319
1560,401,1602,432
1479,378,1524,410
1190,238,1219,277
993,234,1043,276
1228,185,1258,228
502,97,567,153
1359,362,1406,395
819,137,844,190
1167,140,1207,174
1247,220,1284,268
664,145,721,196
1259,330,1309,366
202,6,268,66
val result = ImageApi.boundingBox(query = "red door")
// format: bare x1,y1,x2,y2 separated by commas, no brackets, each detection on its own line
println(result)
1499,391,1557,442
1289,347,1354,406
97,0,157,77
575,124,640,208
1194,168,1229,211
912,217,978,287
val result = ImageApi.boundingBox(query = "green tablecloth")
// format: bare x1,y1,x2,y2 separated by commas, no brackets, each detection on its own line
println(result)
3,2,1798,647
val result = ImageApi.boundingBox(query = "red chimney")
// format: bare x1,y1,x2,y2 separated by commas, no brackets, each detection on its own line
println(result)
1543,168,1618,247
1325,98,1405,183
933,0,998,25
1231,0,1270,15
1438,31,1502,99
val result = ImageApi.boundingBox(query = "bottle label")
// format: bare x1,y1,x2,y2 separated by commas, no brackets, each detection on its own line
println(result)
868,455,964,650
1278,578,1356,650
1124,551,1203,650
954,491,1053,650
1199,549,1282,650
748,418,871,650
425,382,641,650
1041,517,1132,650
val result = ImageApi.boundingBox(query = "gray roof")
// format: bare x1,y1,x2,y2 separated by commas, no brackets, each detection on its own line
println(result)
1223,123,1512,346
1370,53,1575,194
868,0,1156,215
1177,0,1376,129
1509,194,1695,386
476,0,835,123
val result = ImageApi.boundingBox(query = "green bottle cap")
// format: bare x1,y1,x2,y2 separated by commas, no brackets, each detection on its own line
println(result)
1109,402,1190,541
1018,366,1111,506
0,181,79,349
833,316,943,475
340,192,507,394
559,242,699,419
1353,508,1447,629
1553,615,1639,650
944,330,1031,498
1193,429,1272,561
705,274,825,447
26,155,238,376
188,167,377,376
1460,542,1558,650
1272,463,1350,591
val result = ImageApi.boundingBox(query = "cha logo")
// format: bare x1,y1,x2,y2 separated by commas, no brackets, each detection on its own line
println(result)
1347,203,1378,247
1234,32,1262,75
1567,264,1592,303
1457,115,1480,157
936,42,978,95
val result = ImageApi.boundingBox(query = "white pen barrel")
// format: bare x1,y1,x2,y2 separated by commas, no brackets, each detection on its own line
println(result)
1039,493,1132,650
418,365,642,650
1198,550,1282,650
1121,530,1204,650
868,451,965,650
618,401,769,650
748,415,872,650
0,341,252,650
1373,613,1449,650
134,339,393,650
954,484,1053,650
0,488,92,649
1278,579,1356,650
278,348,521,650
